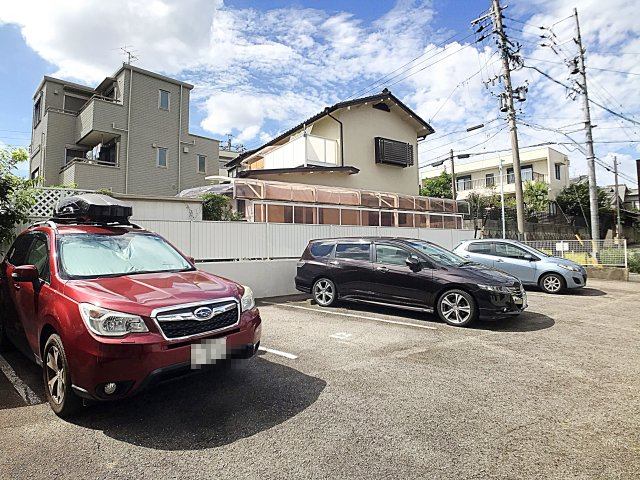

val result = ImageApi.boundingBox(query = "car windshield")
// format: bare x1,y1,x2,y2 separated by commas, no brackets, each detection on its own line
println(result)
58,232,192,279
403,240,469,267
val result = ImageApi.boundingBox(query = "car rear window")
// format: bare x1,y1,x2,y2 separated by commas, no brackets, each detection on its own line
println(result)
335,243,370,261
468,242,492,255
309,241,334,258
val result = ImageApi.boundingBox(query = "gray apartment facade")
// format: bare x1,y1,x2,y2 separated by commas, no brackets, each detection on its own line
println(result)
30,63,219,196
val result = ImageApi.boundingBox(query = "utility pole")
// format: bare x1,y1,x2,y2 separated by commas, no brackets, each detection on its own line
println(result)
450,149,457,200
613,156,622,240
573,8,600,242
491,0,526,238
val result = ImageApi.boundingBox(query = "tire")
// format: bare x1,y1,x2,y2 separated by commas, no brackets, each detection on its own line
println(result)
436,289,477,327
312,278,338,307
42,334,81,418
539,273,565,294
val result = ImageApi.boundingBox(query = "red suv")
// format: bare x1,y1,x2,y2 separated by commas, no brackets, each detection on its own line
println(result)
0,194,261,417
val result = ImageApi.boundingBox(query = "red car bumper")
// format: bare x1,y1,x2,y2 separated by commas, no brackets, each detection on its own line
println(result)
67,309,262,400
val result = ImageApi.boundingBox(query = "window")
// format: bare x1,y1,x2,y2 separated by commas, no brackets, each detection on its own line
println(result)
374,137,414,167
485,173,495,187
555,163,562,180
456,175,472,191
494,242,529,259
25,235,50,282
157,147,168,168
65,148,87,164
33,97,42,127
309,241,335,258
31,168,39,180
63,95,88,113
7,234,34,267
375,244,411,266
159,90,170,110
335,243,370,261
467,242,492,255
197,155,206,174
507,166,533,183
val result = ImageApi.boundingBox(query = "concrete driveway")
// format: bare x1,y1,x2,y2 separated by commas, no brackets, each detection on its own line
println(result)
0,279,638,479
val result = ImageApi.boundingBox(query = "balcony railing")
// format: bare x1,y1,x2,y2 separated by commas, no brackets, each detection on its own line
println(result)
261,134,338,169
457,172,547,191
60,157,119,172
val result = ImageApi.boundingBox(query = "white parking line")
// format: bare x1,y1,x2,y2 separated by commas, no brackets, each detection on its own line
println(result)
263,302,438,330
0,354,42,405
258,347,298,360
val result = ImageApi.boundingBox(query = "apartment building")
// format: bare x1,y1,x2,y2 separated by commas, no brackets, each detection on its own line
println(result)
225,89,434,196
29,63,219,196
422,147,570,200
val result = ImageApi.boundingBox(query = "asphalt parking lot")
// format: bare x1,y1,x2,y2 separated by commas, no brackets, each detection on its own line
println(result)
1,279,639,479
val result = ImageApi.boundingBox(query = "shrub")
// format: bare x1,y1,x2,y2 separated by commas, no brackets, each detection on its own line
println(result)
201,193,242,221
628,252,640,274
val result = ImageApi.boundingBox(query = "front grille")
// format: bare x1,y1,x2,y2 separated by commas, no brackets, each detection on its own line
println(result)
155,301,239,340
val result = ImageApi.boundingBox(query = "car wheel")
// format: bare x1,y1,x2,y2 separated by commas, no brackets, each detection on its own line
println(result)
539,273,565,294
436,289,477,327
312,278,337,307
42,334,81,418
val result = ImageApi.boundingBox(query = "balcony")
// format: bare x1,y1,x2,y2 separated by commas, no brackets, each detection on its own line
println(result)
75,95,125,145
253,134,339,170
456,172,547,199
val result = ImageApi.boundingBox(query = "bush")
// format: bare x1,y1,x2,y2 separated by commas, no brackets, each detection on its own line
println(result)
1,147,38,248
201,193,242,221
628,252,640,274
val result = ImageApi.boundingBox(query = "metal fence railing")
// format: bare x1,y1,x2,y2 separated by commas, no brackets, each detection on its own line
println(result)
523,239,628,267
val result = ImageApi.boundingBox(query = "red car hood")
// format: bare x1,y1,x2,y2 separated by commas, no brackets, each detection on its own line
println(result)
64,270,241,316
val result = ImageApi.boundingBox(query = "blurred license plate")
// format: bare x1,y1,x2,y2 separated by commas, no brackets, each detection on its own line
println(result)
191,337,227,368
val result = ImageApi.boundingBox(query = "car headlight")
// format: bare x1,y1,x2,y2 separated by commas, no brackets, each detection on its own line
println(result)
79,303,149,337
478,284,512,293
240,285,255,312
557,264,581,272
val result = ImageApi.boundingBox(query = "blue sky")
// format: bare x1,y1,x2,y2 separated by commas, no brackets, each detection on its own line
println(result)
1,0,639,186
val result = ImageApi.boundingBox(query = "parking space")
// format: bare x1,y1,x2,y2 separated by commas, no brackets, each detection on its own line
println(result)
0,279,639,479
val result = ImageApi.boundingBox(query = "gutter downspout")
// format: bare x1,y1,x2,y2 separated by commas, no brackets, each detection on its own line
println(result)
327,112,344,166
125,68,133,194
178,85,183,194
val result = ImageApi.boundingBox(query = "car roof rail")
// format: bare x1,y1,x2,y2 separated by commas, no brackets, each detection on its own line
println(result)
28,220,58,231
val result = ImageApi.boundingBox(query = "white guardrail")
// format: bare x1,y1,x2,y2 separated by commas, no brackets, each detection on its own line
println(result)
523,239,628,268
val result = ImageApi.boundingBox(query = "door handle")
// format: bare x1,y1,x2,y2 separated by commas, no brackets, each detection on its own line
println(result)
462,255,470,258
496,259,504,263
328,260,339,265
376,266,388,273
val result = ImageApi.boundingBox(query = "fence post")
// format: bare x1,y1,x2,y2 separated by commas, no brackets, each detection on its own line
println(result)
624,239,628,269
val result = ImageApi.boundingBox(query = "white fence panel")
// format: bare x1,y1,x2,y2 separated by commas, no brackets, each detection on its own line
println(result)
267,223,333,258
138,220,192,253
191,221,270,260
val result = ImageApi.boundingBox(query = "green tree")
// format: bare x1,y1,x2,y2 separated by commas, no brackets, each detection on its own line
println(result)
201,193,242,221
523,181,549,214
1,147,38,247
420,171,452,199
555,182,611,219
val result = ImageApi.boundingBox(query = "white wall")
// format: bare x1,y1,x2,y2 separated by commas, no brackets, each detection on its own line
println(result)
197,259,299,298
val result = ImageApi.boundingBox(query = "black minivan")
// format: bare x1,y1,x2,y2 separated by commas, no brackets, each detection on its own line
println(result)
295,237,527,327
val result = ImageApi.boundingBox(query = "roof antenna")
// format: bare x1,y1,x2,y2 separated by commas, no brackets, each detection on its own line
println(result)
120,45,138,65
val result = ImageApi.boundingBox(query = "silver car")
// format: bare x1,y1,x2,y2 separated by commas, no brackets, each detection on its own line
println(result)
453,239,587,294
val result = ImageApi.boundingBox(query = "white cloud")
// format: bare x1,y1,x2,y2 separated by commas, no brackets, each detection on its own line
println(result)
1,0,638,185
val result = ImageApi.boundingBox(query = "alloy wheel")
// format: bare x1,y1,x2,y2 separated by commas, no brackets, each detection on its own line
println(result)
542,275,562,293
45,345,65,405
313,279,335,306
440,292,472,325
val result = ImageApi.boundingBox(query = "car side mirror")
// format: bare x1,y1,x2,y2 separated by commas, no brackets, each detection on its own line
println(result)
523,254,535,261
187,256,196,265
405,256,422,271
12,265,39,283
